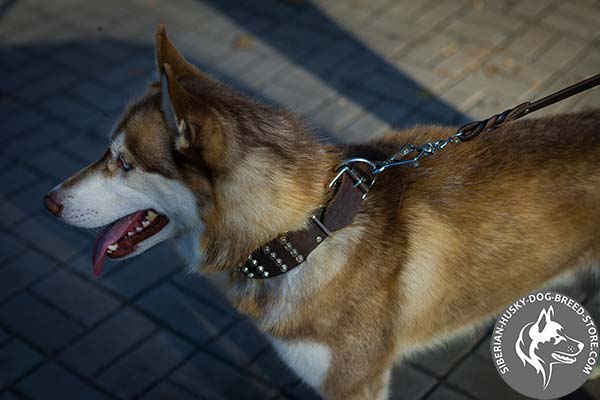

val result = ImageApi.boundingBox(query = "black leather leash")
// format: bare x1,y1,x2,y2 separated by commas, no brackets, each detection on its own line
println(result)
458,73,600,141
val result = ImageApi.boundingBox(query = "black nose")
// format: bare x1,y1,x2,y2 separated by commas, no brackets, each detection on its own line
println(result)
43,192,63,216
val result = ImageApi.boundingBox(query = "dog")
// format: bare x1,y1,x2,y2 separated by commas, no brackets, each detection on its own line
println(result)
516,306,584,389
43,25,600,399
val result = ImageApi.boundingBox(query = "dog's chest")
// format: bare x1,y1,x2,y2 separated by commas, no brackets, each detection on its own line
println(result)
268,336,331,389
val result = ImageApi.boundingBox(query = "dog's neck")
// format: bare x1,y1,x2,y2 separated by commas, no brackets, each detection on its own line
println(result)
198,110,343,275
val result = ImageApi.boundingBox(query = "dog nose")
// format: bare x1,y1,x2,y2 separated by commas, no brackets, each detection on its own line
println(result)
43,192,63,216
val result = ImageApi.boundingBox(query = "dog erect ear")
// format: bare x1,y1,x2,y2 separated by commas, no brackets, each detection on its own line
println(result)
156,24,201,78
535,307,551,333
161,65,226,167
156,25,227,167
160,63,197,151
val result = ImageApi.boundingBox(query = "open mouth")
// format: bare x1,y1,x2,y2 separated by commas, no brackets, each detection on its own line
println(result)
92,209,169,276
552,351,577,364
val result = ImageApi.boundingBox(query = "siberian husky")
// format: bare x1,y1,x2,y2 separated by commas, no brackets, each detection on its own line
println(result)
44,25,600,399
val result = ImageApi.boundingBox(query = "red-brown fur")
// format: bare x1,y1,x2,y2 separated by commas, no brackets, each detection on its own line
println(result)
49,25,600,399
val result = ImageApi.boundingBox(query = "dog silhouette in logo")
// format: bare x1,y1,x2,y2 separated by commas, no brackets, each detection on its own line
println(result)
515,306,584,389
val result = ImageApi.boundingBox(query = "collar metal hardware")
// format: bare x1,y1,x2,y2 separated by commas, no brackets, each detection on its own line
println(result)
241,73,600,280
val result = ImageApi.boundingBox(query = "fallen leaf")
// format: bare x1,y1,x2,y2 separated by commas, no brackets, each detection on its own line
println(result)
233,33,254,50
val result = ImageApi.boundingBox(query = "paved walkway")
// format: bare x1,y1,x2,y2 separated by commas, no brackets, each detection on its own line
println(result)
1,0,599,399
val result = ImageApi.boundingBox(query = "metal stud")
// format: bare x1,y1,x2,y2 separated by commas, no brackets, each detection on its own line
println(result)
290,249,298,257
263,246,270,254
257,265,264,272
247,272,254,278
241,266,249,273
280,264,288,272
270,252,277,259
247,255,252,260
296,255,304,263
316,236,323,243
251,259,258,266
284,243,292,251
279,236,287,244
263,271,269,278
275,258,282,265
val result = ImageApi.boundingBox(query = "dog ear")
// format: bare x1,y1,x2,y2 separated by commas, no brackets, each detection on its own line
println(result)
160,63,198,151
160,64,226,166
155,24,202,79
535,307,550,333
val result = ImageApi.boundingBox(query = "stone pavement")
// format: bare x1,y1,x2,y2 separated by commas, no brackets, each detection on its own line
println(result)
0,0,599,398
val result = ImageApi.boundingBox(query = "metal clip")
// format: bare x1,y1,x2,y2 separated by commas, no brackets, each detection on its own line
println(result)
328,158,377,199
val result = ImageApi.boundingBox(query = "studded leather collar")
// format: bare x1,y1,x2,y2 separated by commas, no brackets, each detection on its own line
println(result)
239,170,367,279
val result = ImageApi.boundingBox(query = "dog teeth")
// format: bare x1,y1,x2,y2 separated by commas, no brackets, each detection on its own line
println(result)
147,211,157,221
107,244,118,253
142,220,150,228
128,232,134,237
136,227,143,232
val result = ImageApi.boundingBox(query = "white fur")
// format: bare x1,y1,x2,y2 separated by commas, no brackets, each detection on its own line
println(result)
174,228,205,271
55,133,201,259
269,337,331,389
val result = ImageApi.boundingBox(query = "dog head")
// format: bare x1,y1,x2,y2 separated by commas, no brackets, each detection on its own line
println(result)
515,306,584,389
44,25,335,276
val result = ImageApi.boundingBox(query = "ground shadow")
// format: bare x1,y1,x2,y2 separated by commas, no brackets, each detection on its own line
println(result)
200,0,466,127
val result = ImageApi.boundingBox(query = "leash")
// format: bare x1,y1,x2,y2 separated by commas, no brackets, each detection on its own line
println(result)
239,73,600,280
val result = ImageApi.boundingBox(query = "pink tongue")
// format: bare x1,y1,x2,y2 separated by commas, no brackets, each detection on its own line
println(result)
91,211,146,276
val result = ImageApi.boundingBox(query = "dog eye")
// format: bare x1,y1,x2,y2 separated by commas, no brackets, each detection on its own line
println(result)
117,155,133,172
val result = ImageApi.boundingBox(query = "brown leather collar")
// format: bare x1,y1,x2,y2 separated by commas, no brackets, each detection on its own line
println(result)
239,169,367,279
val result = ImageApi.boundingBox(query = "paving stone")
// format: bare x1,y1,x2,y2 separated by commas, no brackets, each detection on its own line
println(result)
16,70,79,102
0,196,30,229
0,391,20,400
5,179,55,223
137,284,233,346
412,335,480,377
0,328,8,345
474,336,493,364
97,331,193,399
205,317,270,368
60,308,155,376
11,213,89,263
32,269,121,326
262,82,328,115
0,231,27,264
0,292,83,353
0,166,39,196
70,81,126,113
424,384,471,400
40,94,101,129
532,36,587,73
338,109,391,143
0,250,56,301
312,98,366,133
140,381,200,400
541,10,600,40
26,148,84,182
101,243,184,298
447,356,528,400
171,352,279,400
15,362,108,400
171,270,237,317
389,364,437,400
246,348,300,387
2,123,72,162
0,339,43,387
